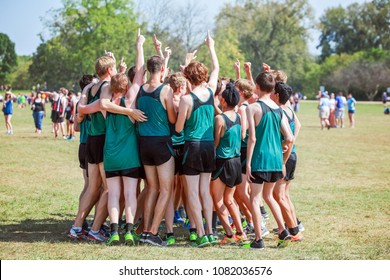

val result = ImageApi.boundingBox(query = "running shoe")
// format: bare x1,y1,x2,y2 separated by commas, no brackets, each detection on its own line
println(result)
174,210,185,224
124,231,135,246
166,235,176,246
208,234,218,245
189,231,198,242
249,239,265,250
291,232,303,242
183,219,191,230
212,228,219,239
178,206,186,220
139,232,149,244
241,218,248,229
276,229,291,248
245,224,255,235
220,235,236,245
68,227,88,241
298,221,305,232
100,224,110,238
196,235,211,248
262,212,269,220
262,226,270,237
234,232,248,244
106,233,120,246
145,234,167,246
88,230,108,243
132,230,142,243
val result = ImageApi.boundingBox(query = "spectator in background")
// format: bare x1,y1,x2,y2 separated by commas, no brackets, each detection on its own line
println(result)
335,91,347,128
293,92,300,113
31,91,46,134
328,93,336,128
382,92,388,106
2,91,15,135
347,93,357,128
318,92,330,130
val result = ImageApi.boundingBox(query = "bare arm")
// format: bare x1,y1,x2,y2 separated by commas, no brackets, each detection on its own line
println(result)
293,112,301,142
280,114,294,165
162,47,171,82
238,105,248,140
175,96,190,133
234,59,241,81
213,114,224,148
153,34,164,59
245,104,258,182
205,31,219,93
244,62,255,86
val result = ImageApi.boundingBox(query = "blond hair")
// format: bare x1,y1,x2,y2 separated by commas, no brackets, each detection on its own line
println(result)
168,72,186,92
235,79,254,99
95,56,115,78
271,70,288,83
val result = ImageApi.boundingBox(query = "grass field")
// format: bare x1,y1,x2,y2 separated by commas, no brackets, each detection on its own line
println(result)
0,100,389,260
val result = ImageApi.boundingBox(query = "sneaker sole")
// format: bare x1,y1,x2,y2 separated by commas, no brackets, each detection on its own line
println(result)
125,239,135,246
106,240,120,246
197,242,211,248
67,234,87,241
144,239,167,247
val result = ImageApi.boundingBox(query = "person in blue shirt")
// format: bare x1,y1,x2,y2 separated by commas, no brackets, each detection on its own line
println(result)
2,91,15,135
347,93,357,128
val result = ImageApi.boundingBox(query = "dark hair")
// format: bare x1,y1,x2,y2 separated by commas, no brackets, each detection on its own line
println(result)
222,82,240,108
79,75,94,90
255,72,275,93
127,66,136,83
275,82,293,105
147,55,163,74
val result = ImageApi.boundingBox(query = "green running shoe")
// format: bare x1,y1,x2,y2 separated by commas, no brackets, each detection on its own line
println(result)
166,235,176,246
207,234,218,245
106,233,120,246
124,231,135,246
189,231,198,242
132,230,142,244
196,235,211,248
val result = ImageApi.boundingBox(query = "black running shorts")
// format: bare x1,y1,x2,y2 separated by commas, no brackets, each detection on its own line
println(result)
211,157,242,187
285,153,297,181
139,136,174,166
182,141,215,175
86,134,105,164
105,167,139,179
250,171,284,184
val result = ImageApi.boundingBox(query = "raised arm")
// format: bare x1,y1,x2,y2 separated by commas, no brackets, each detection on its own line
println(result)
205,31,219,93
126,28,145,103
234,59,241,81
162,46,171,82
153,34,164,59
244,62,255,86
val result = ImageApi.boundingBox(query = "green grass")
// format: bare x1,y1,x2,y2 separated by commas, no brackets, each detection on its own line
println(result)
0,101,389,260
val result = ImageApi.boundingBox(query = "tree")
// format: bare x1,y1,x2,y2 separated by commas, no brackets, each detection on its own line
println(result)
0,33,17,83
214,0,314,91
8,56,33,90
318,0,390,61
30,0,140,89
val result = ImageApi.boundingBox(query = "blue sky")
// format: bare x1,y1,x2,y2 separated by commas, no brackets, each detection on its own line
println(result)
0,0,367,56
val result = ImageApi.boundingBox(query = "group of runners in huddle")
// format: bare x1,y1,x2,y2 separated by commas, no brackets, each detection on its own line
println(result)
67,29,304,250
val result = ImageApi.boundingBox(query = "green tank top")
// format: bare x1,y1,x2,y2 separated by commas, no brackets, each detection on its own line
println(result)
184,89,214,142
251,100,284,172
104,97,141,172
283,107,296,154
216,113,241,159
137,84,170,137
87,81,107,136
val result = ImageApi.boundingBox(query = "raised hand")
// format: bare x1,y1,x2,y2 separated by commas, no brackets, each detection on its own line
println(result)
104,50,116,62
163,47,172,59
262,63,271,72
244,62,252,72
153,34,162,50
137,28,145,45
234,59,240,71
204,30,214,48
119,57,127,74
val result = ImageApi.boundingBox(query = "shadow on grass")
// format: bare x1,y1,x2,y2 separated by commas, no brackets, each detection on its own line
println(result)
0,214,75,243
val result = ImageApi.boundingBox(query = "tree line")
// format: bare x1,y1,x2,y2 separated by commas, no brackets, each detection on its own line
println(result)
1,0,389,100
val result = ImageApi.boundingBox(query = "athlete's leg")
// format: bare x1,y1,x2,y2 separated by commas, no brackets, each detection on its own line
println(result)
250,182,264,241
143,165,159,232
123,177,138,225
107,176,121,225
199,172,213,235
263,182,285,234
224,187,243,233
211,178,233,236
273,179,297,229
183,174,204,237
90,162,108,231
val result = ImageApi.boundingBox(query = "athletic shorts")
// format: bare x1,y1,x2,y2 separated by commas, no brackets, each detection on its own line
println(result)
319,108,330,119
211,157,242,187
106,167,139,179
138,165,146,179
240,147,247,174
78,143,87,169
86,134,105,164
335,108,345,119
348,110,355,114
51,111,60,123
285,153,297,181
139,136,174,166
182,141,216,175
250,171,284,184
173,144,184,175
